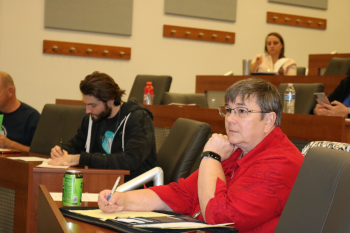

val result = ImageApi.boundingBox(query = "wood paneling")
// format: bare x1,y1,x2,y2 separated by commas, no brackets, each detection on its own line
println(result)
43,40,131,60
308,53,350,76
0,152,129,232
163,25,235,44
196,75,346,95
144,105,348,143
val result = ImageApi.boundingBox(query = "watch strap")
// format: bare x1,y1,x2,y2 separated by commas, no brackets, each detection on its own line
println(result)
201,151,221,162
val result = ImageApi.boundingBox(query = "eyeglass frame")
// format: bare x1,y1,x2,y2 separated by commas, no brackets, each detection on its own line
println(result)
218,106,272,118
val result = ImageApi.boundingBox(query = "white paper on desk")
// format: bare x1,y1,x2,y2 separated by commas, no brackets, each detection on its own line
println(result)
7,156,48,161
36,159,69,169
71,209,170,221
134,222,234,229
50,192,98,202
274,58,288,73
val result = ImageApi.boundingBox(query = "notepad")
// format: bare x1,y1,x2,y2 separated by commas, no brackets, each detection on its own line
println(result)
134,221,233,229
274,58,288,73
71,209,171,221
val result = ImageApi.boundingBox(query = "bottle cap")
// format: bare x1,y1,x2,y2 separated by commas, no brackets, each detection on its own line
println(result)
146,81,152,85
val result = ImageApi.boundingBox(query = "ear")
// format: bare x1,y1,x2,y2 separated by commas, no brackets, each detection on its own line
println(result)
264,112,276,133
107,99,114,107
7,86,15,97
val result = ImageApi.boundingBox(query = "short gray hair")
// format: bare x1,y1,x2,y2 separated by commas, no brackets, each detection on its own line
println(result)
225,78,282,126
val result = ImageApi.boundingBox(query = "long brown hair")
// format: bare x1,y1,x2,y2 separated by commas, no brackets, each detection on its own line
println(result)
80,71,125,106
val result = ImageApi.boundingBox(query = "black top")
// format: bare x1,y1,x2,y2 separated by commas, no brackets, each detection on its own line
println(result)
63,98,157,182
0,102,40,146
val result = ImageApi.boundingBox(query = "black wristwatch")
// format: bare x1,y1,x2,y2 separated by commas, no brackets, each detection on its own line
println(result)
201,151,221,162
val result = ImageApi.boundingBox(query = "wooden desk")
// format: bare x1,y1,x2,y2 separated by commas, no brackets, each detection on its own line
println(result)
308,53,350,76
144,105,349,143
0,153,129,233
195,75,346,95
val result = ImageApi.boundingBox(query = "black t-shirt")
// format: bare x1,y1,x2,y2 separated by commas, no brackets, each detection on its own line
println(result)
95,112,121,154
0,102,40,146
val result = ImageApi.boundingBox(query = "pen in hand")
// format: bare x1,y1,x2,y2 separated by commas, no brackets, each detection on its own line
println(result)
60,138,63,153
105,176,121,208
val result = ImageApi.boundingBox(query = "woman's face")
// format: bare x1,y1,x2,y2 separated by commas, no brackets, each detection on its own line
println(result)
266,35,283,57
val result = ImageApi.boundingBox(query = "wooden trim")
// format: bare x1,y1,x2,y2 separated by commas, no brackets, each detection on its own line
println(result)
38,185,72,233
43,40,131,60
195,75,346,95
308,53,350,76
267,12,327,30
163,25,235,44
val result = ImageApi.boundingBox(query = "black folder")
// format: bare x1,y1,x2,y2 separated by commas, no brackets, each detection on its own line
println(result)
60,206,238,233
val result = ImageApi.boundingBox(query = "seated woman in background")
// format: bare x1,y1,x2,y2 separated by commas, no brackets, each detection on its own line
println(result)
251,32,296,75
314,75,350,118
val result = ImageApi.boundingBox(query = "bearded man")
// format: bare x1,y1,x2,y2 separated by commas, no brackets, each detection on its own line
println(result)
50,71,156,182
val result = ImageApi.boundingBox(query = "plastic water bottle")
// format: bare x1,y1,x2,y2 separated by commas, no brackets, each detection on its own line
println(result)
143,81,154,105
283,83,295,114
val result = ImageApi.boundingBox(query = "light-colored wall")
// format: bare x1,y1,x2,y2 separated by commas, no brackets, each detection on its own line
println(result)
0,0,349,112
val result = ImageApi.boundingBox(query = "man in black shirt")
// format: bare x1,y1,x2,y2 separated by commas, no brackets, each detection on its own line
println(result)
49,71,157,182
0,71,40,151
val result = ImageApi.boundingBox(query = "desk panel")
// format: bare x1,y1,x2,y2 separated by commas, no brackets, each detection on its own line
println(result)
0,153,129,233
145,105,348,143
196,75,345,95
309,53,350,76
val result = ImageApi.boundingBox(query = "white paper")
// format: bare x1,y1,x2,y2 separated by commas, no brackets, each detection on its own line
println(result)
36,159,70,169
71,209,170,221
274,58,288,73
50,192,98,202
7,156,48,161
134,222,234,229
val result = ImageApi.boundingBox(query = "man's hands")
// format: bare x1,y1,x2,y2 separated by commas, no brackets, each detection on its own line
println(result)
203,134,235,161
49,145,80,166
314,101,348,118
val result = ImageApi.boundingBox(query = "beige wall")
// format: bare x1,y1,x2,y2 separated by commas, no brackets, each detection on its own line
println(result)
0,0,349,112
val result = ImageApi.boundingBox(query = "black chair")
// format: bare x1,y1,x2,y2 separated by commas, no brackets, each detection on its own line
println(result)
157,118,211,185
296,67,306,75
324,57,350,75
277,83,324,114
29,104,86,156
162,92,209,108
128,75,172,105
275,147,350,233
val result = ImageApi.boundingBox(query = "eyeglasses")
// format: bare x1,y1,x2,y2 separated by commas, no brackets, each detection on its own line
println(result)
218,106,271,118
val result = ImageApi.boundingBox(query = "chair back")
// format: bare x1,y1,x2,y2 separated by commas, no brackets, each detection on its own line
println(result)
275,147,350,233
278,83,324,114
301,140,350,156
296,67,306,75
157,118,211,185
30,104,86,156
324,57,350,76
206,91,226,109
128,75,172,105
162,92,209,108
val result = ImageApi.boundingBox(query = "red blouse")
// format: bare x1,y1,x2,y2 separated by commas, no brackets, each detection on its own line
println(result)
149,127,304,233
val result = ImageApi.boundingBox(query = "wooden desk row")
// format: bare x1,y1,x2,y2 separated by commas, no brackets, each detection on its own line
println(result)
145,105,350,143
308,53,350,76
0,153,129,232
195,75,346,95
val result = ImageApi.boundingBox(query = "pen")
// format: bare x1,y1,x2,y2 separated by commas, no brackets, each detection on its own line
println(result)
60,138,63,152
105,176,121,208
